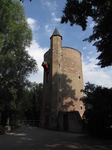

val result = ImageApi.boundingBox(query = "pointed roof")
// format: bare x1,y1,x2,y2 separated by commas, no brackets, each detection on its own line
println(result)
52,28,61,36
50,28,62,39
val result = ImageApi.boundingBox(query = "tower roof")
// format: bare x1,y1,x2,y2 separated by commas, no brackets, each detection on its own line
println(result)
52,28,61,36
50,28,62,39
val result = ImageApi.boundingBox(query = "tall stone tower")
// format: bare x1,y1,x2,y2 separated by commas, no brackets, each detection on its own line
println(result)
42,28,84,131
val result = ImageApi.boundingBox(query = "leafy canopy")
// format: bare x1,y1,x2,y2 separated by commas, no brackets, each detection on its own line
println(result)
82,82,112,136
0,0,37,124
21,82,43,121
61,0,112,68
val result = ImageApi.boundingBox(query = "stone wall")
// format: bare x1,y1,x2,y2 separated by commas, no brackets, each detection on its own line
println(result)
59,47,84,117
42,29,85,130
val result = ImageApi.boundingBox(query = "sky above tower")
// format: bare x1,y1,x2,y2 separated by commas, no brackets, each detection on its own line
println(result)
23,0,112,88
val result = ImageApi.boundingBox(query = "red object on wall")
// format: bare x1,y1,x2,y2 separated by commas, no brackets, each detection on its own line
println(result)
42,62,49,72
45,64,48,69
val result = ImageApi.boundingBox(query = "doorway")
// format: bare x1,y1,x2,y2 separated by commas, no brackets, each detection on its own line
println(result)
63,114,69,131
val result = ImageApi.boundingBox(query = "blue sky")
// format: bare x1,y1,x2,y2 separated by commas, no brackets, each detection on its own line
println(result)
22,0,112,88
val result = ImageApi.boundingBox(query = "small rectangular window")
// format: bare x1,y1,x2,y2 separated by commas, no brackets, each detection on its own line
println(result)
80,106,83,110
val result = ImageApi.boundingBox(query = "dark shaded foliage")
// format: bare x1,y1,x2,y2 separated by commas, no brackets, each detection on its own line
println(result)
61,0,112,68
21,83,43,121
82,82,112,137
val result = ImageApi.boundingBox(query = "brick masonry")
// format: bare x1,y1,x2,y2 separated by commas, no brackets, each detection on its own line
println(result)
41,29,85,130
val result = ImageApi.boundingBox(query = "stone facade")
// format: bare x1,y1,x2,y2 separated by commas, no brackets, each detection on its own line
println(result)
41,28,85,131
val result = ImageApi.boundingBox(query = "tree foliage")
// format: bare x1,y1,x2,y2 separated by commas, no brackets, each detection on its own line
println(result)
0,0,37,125
61,0,112,68
21,82,43,121
82,82,112,136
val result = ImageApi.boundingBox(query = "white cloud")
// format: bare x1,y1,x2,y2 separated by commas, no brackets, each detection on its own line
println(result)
83,46,87,50
51,12,61,23
27,18,36,25
41,0,57,11
82,56,112,88
45,24,52,36
44,13,60,36
41,0,60,33
88,51,93,55
27,18,40,31
86,56,90,60
26,40,48,83
88,57,98,64
45,12,61,36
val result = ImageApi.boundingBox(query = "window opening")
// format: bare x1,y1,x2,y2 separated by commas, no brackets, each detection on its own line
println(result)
80,106,83,110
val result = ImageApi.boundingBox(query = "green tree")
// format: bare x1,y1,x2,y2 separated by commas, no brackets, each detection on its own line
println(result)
21,82,43,123
61,0,112,68
82,82,112,136
0,0,37,126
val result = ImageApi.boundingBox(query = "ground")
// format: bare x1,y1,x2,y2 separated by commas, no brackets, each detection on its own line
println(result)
0,126,112,150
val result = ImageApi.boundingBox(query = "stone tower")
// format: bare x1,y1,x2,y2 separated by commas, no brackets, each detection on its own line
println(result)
42,28,84,131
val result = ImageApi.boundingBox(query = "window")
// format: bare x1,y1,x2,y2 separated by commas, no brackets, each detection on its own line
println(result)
80,105,83,110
